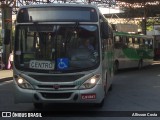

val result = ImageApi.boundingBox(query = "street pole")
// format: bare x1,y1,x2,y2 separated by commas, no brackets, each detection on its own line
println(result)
142,1,146,35
1,4,12,69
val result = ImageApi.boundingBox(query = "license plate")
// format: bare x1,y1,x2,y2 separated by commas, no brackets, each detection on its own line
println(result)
81,94,96,99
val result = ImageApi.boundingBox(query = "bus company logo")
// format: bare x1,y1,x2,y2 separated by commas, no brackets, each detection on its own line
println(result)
53,84,60,90
2,112,11,117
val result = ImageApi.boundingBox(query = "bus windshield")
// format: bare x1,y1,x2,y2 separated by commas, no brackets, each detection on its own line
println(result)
14,24,100,73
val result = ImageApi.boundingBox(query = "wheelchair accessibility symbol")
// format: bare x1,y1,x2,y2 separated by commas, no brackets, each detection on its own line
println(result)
57,58,69,70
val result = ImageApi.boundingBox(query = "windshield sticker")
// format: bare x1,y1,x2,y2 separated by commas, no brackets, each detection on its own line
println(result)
15,51,21,55
57,58,69,70
29,60,55,70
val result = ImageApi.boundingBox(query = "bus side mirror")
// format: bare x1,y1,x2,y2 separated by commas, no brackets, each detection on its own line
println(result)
3,29,11,45
101,22,109,39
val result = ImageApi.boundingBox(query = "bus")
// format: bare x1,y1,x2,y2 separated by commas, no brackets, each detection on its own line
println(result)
4,4,114,108
154,35,160,60
113,31,154,72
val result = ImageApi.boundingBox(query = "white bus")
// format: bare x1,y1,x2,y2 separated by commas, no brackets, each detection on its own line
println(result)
113,32,154,72
4,4,114,108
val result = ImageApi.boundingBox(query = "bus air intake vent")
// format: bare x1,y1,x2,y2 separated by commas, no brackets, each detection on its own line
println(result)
29,74,84,82
40,92,73,99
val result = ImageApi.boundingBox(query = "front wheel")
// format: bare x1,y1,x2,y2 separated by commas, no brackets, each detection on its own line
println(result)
114,61,119,74
33,103,44,109
138,60,143,70
109,84,113,91
94,99,104,108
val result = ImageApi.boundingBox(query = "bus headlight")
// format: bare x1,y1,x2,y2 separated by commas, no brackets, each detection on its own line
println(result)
15,77,33,89
79,74,101,89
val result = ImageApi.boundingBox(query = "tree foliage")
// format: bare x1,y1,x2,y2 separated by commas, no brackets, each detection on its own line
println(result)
139,18,160,31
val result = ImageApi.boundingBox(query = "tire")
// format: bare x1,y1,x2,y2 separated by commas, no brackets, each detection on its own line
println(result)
109,84,113,91
94,99,104,108
104,73,108,96
33,103,44,109
0,62,4,70
138,59,143,70
114,61,119,74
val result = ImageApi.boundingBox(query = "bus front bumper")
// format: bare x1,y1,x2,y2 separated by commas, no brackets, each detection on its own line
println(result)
14,83,104,104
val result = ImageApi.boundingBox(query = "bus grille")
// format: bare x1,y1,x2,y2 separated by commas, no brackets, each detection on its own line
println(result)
40,92,73,99
29,74,84,82
37,85,76,89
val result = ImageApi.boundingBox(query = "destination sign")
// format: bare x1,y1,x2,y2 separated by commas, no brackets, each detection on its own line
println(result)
29,60,54,70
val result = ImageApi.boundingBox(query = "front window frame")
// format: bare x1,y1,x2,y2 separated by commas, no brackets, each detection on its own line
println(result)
14,24,100,73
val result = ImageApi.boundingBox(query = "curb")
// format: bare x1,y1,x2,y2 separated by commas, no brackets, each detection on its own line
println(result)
0,77,13,83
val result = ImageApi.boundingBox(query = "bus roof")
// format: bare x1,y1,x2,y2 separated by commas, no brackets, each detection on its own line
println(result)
18,3,99,10
113,31,154,39
16,3,104,23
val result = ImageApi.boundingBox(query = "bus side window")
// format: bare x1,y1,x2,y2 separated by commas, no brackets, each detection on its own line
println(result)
122,36,127,48
100,21,107,53
150,39,153,49
134,38,139,49
144,39,149,49
119,36,123,48
132,38,135,44
100,15,110,40
148,39,153,49
143,39,146,45
114,36,120,49
114,36,125,49
126,37,129,46
139,38,144,49
106,27,113,50
138,38,140,44
128,37,133,48
100,22,109,39
119,36,122,43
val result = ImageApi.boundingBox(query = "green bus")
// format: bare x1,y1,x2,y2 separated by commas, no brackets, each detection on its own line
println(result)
113,31,154,72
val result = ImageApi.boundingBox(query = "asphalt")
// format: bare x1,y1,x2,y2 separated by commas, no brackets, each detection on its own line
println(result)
0,70,13,82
